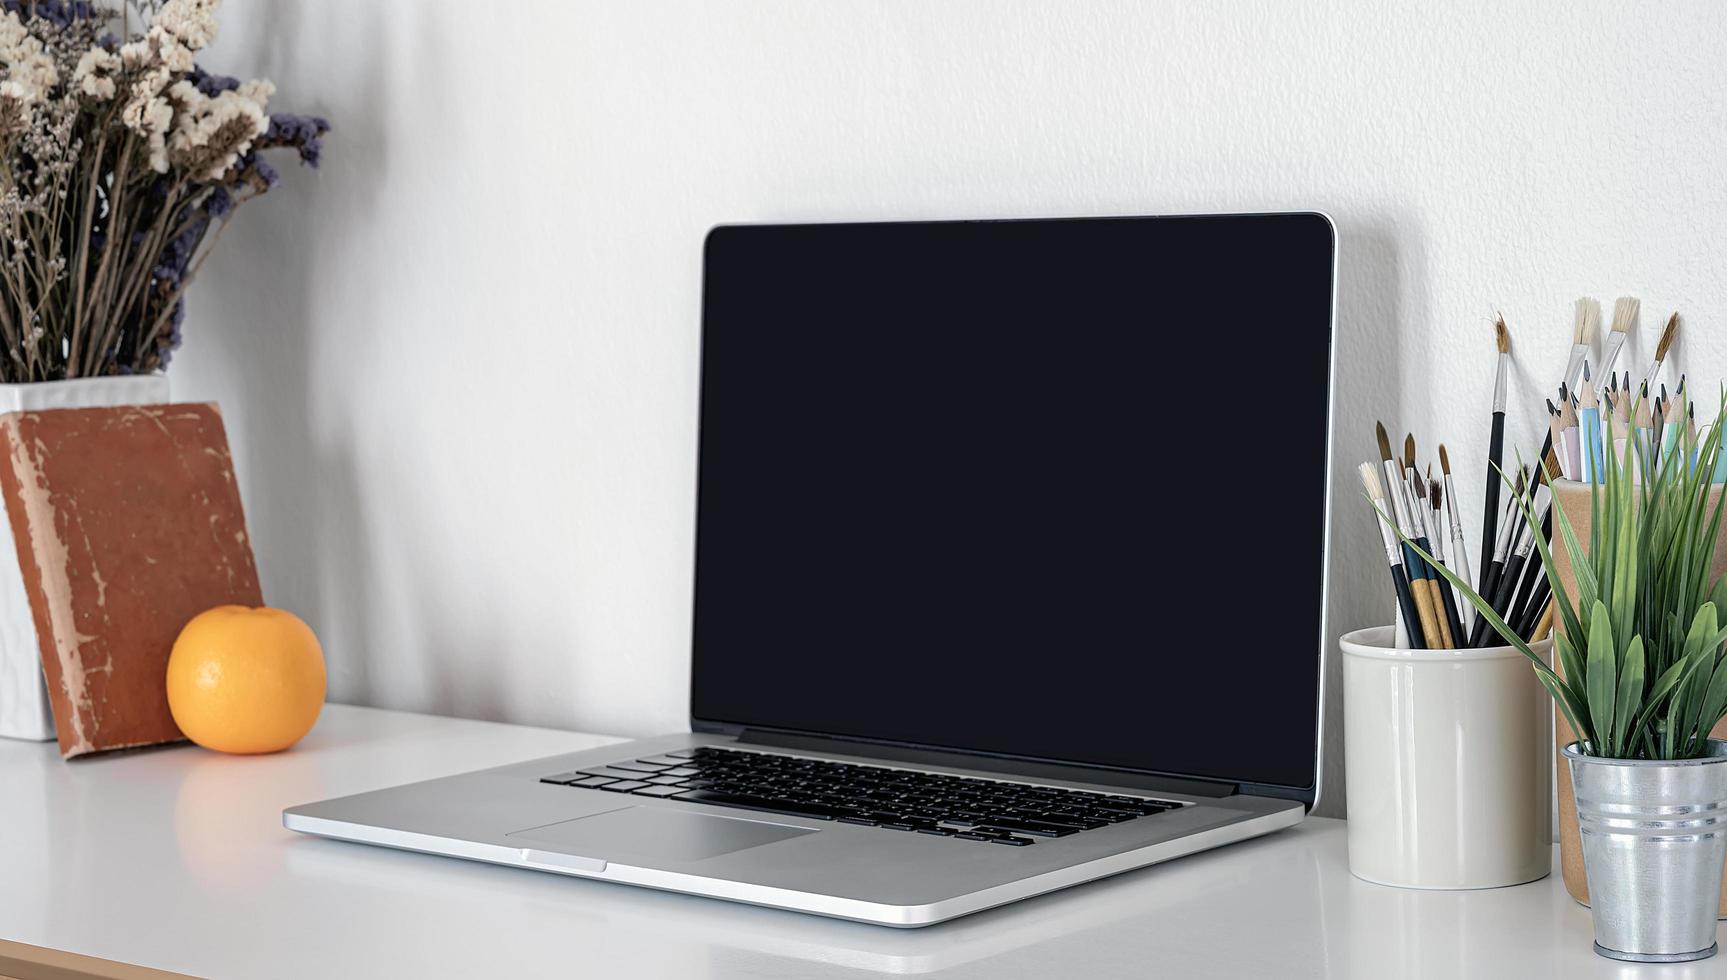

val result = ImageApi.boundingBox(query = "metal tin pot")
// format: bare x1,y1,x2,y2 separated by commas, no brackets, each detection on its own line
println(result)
1565,740,1727,962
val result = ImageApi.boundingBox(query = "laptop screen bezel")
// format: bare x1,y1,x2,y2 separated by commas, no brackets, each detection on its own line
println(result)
687,211,1336,806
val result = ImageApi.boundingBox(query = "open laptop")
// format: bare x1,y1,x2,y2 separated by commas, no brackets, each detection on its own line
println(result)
285,211,1338,927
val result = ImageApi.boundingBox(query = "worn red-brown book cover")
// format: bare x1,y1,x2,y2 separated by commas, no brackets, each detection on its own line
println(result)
0,403,262,757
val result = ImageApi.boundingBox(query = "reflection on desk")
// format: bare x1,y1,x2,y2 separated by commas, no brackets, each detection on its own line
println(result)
0,704,1657,979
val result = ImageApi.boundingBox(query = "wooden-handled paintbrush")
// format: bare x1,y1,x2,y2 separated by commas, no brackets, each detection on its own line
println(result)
1479,316,1511,589
1359,462,1424,649
1644,312,1679,394
1378,423,1444,648
1406,434,1456,648
1426,470,1467,646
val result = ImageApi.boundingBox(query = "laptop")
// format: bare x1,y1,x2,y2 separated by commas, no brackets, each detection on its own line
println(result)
284,211,1338,927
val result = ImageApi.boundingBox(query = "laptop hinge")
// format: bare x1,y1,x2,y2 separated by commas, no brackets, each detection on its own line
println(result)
734,729,1238,799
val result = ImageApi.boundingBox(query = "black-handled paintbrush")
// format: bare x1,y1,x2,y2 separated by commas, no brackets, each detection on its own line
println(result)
1468,465,1526,647
1503,451,1561,636
1479,317,1510,589
1360,463,1424,648
1488,465,1554,627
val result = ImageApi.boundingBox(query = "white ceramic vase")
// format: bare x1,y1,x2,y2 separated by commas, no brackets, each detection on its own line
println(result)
0,376,170,741
1341,624,1553,889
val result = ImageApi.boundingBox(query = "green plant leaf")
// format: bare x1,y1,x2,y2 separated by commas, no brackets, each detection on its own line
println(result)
1614,635,1646,751
1587,601,1618,752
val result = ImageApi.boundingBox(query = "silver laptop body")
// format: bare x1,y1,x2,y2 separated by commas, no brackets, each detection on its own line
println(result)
285,212,1337,927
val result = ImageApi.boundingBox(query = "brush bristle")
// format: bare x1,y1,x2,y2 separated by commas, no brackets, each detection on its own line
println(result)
1411,474,1428,501
1495,315,1510,354
1541,449,1561,483
1375,421,1393,462
1610,296,1639,335
1358,461,1384,501
1403,433,1416,463
1656,312,1679,361
1430,478,1443,509
1439,443,1451,474
1575,297,1600,345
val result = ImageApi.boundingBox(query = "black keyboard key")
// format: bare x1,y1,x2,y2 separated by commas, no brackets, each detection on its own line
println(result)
660,767,699,777
953,832,992,841
538,771,585,785
611,761,671,773
581,766,654,781
566,775,619,788
916,827,955,836
881,822,917,831
975,817,1082,838
839,816,879,826
673,789,843,821
632,785,686,797
989,835,1035,846
598,780,651,793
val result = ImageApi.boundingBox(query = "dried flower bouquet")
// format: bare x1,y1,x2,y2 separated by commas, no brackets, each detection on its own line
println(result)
0,0,326,380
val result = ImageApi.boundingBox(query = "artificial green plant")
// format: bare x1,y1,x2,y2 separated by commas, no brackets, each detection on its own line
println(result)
1415,390,1727,759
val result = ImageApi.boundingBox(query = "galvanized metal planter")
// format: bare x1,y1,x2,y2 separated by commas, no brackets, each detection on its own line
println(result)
1565,740,1727,962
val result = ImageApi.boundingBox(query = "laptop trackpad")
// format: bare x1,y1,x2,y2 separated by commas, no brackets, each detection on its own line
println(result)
509,806,817,862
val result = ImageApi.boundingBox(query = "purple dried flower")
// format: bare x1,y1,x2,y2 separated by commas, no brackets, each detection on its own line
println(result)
189,65,241,98
203,185,233,218
262,113,331,169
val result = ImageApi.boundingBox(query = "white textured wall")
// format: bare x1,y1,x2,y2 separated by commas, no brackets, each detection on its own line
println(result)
174,0,1727,817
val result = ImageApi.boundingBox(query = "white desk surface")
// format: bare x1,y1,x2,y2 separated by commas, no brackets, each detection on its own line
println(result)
0,704,1709,979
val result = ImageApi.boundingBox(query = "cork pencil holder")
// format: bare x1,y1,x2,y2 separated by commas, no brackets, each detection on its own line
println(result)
1550,479,1727,914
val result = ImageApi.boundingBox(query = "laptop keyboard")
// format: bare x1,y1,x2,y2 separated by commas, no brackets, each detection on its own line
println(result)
539,746,1185,847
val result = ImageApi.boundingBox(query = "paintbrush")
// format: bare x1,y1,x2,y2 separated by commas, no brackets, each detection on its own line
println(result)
1425,468,1466,647
1378,423,1444,647
1360,462,1425,648
1469,465,1527,646
1600,296,1639,377
1529,596,1555,642
1480,316,1511,589
1405,434,1456,648
1439,444,1474,632
1488,457,1556,628
1563,298,1600,392
1504,450,1562,635
1644,312,1679,393
1401,450,1449,648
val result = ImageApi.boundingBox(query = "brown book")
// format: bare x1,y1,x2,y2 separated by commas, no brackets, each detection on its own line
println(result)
0,403,261,757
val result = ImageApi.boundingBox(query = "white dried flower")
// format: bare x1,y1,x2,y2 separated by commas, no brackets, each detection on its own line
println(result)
0,11,60,107
156,0,220,52
73,47,119,101
166,76,270,181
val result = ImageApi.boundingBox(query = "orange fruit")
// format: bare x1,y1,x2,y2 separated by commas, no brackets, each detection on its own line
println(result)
166,605,326,754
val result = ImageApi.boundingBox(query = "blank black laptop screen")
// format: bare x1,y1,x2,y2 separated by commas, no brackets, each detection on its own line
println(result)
692,214,1333,793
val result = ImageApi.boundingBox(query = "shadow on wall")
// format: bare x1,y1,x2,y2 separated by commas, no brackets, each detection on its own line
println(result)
191,0,394,710
1318,218,1411,819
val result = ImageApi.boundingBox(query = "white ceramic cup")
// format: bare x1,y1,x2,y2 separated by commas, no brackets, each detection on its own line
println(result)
1341,624,1553,889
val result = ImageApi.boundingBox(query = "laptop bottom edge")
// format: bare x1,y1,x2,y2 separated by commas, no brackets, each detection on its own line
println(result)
283,804,1304,927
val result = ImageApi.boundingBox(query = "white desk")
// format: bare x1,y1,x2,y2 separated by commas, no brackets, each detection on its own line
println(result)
0,704,1705,979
